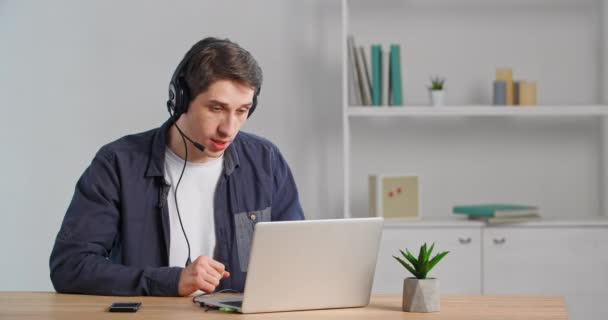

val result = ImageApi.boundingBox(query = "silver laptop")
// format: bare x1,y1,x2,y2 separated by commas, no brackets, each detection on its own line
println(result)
195,217,384,313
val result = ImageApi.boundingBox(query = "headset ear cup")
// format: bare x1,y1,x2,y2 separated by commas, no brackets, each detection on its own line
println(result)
167,83,177,115
174,77,190,116
248,95,257,118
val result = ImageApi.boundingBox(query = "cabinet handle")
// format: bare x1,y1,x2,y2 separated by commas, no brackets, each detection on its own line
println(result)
458,237,472,244
493,237,506,245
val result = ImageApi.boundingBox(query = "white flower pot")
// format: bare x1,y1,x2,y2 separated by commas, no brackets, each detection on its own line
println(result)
430,90,445,106
402,277,440,312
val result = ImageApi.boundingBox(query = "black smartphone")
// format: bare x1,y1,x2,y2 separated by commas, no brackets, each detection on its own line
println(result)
108,302,142,312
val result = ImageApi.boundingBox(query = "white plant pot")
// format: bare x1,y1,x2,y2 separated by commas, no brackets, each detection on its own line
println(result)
430,90,445,106
402,278,440,312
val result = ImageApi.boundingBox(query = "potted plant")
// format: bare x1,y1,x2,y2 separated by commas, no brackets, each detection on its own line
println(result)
393,242,449,312
428,76,446,106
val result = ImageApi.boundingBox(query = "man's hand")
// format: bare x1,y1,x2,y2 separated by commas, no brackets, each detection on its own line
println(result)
178,256,231,296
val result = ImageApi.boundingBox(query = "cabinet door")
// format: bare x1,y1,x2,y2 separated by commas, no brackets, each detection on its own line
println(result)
372,226,482,294
483,227,608,320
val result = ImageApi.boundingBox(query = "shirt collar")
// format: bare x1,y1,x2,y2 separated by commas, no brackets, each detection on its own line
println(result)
145,119,240,177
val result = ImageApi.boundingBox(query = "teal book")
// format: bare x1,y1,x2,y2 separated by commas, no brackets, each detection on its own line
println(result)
468,213,541,224
371,45,382,106
389,44,403,106
453,204,539,218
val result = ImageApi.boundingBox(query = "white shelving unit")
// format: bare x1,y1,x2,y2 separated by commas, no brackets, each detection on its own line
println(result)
341,0,608,220
342,2,608,318
348,105,608,117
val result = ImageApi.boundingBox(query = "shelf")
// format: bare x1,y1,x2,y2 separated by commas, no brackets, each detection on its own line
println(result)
347,105,608,117
382,217,485,228
342,0,608,222
381,217,608,228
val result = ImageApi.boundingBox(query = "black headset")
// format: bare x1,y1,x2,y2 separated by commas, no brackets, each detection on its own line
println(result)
166,38,260,121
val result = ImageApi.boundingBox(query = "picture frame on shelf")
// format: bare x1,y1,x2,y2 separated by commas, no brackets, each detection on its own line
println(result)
369,174,420,220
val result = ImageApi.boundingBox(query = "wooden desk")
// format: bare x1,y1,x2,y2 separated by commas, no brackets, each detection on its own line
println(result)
0,292,567,319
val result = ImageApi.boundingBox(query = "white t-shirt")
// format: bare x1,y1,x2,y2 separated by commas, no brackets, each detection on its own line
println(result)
164,147,223,268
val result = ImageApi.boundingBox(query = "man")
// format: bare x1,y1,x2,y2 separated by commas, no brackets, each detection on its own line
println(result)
49,37,305,296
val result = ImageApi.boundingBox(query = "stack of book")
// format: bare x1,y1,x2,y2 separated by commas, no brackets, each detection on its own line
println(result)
493,67,537,106
452,204,541,224
347,35,403,107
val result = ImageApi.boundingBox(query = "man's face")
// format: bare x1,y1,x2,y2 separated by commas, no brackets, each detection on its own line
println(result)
182,79,255,159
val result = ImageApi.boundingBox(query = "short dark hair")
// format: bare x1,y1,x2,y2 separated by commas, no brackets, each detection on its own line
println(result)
183,37,263,98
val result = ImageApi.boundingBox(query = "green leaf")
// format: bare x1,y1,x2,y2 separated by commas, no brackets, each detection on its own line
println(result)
393,255,418,278
422,242,436,275
401,249,419,269
393,255,410,269
418,243,427,264
420,243,431,275
427,251,450,275
426,243,436,262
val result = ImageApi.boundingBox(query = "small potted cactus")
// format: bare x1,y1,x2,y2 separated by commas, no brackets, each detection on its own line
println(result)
393,242,449,312
428,76,446,106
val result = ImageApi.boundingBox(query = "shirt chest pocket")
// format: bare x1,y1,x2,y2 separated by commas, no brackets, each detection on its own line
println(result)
234,207,271,272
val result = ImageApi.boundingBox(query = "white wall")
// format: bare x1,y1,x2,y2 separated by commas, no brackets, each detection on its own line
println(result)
0,0,342,291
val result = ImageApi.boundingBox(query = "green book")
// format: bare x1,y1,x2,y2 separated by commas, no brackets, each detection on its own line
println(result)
468,213,541,224
371,45,382,106
389,44,403,106
453,204,539,218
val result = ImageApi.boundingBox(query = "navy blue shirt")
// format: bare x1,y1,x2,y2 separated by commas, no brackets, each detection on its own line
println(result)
49,120,305,296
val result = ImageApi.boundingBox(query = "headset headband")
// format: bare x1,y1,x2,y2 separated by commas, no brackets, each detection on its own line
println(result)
167,38,260,120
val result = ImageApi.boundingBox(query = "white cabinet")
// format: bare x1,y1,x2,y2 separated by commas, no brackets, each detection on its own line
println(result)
373,221,608,320
373,223,482,295
483,226,608,320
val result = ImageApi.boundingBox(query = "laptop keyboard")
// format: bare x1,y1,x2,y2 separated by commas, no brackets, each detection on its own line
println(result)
221,301,243,308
